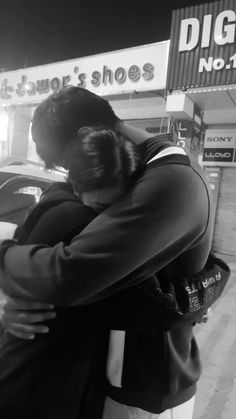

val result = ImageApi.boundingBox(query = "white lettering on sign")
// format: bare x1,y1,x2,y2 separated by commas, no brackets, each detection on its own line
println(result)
198,53,236,73
179,10,236,52
179,18,200,51
205,152,231,158
201,14,212,48
199,57,213,72
214,10,236,46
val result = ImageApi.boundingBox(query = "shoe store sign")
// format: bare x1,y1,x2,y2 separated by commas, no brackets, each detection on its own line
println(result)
0,41,169,105
203,129,236,166
167,0,236,90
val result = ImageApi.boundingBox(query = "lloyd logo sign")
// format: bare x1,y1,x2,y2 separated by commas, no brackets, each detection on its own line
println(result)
203,148,234,162
167,0,236,90
203,130,236,166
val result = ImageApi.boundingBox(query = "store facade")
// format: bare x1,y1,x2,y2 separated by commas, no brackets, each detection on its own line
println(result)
165,0,236,256
0,41,170,162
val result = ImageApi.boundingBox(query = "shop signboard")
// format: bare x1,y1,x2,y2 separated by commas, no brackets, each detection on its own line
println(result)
167,0,236,90
0,41,169,106
202,129,236,166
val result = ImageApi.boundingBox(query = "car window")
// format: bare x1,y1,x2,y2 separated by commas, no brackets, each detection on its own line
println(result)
0,175,51,195
16,186,43,203
0,175,51,225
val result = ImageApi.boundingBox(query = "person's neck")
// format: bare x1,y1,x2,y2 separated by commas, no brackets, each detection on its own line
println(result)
115,121,153,145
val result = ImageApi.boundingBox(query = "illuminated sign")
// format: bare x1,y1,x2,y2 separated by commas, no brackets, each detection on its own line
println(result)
179,10,236,52
176,105,203,156
167,0,236,90
0,41,169,105
203,129,236,166
203,148,234,162
0,64,155,100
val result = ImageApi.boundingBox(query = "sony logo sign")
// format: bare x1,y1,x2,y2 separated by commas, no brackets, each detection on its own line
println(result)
206,136,233,142
178,10,236,52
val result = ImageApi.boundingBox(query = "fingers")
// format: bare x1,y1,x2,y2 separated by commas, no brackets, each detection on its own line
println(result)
207,308,213,317
2,319,54,340
200,315,208,323
0,296,57,340
3,322,48,340
5,298,54,311
197,308,213,324
6,328,36,340
4,310,56,324
2,311,56,339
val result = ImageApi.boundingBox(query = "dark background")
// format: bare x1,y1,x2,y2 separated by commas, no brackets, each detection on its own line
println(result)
0,0,208,71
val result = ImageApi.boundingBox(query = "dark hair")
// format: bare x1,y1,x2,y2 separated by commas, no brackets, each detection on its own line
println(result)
31,86,119,169
68,127,143,194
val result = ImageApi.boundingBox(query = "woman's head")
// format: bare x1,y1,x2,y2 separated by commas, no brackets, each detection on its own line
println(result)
31,86,120,169
68,126,143,211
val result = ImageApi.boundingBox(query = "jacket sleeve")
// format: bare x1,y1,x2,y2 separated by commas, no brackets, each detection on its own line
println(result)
23,202,96,246
0,163,209,305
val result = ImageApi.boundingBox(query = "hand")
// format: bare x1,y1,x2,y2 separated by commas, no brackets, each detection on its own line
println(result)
197,308,213,324
0,294,56,340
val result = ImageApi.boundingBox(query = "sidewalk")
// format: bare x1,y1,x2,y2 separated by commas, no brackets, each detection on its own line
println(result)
193,257,236,419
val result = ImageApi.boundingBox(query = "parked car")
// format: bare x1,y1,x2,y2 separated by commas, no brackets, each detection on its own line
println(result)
0,156,66,227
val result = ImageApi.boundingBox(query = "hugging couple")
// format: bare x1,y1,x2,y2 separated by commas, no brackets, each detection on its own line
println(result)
0,86,228,419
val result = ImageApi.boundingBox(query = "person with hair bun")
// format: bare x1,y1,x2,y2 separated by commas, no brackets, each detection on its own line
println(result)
68,126,143,211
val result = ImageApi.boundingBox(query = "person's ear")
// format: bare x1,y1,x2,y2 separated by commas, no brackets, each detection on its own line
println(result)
77,127,93,137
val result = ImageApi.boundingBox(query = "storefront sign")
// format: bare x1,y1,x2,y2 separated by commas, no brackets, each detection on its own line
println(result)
167,0,236,90
0,42,169,105
177,104,203,156
203,129,236,166
203,148,234,162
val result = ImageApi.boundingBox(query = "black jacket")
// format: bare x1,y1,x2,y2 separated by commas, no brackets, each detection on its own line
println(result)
0,184,110,419
0,135,214,414
0,179,197,419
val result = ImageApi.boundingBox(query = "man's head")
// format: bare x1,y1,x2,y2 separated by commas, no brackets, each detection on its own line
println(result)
31,86,120,169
